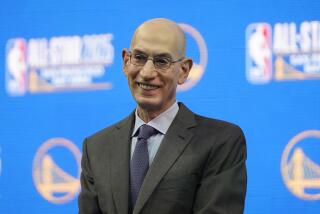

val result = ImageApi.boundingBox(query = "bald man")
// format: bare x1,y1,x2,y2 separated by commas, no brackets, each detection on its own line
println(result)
78,18,247,214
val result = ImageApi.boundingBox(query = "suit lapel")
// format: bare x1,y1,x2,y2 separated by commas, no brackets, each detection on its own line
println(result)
110,113,135,214
133,103,197,214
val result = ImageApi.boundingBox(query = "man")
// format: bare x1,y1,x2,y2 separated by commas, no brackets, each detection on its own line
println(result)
78,18,247,214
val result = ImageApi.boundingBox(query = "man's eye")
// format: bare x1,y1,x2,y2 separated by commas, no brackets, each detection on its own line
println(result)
134,54,147,61
155,58,170,65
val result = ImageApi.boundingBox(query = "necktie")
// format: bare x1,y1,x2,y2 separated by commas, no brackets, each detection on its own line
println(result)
130,124,157,208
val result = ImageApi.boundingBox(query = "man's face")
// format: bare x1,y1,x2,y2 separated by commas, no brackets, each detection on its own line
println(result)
123,24,190,115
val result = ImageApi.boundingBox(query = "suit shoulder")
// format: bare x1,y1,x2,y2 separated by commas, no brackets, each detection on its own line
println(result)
194,113,244,137
192,114,246,160
85,114,132,146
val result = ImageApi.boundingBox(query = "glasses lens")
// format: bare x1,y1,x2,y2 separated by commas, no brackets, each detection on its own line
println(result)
129,51,175,71
131,53,147,66
154,57,171,70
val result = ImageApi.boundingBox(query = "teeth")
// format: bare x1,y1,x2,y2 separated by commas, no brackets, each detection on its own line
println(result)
138,83,158,90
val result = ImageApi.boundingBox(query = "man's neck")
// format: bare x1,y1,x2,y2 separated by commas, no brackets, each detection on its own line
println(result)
136,102,177,123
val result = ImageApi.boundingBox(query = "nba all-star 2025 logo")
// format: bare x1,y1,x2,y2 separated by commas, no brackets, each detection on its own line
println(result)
246,21,320,84
6,34,114,96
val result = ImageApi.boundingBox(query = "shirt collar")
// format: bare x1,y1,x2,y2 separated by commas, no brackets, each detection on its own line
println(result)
132,102,179,137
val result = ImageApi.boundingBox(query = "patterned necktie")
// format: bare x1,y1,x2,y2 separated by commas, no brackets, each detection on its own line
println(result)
130,124,157,208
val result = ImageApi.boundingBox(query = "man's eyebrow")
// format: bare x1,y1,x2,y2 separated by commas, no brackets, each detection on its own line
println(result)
132,49,172,58
132,49,147,55
154,53,172,58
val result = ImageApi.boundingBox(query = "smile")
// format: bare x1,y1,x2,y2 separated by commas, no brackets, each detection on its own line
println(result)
137,82,160,90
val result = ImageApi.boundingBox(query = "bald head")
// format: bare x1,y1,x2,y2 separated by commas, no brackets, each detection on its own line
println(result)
130,18,186,58
122,18,193,118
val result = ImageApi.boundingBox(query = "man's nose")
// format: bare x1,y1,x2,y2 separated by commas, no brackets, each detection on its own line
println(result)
139,59,157,79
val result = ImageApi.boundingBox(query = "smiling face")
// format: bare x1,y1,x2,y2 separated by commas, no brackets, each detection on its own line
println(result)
122,19,192,119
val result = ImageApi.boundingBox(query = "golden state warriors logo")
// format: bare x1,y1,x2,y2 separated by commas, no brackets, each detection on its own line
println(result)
33,138,82,204
178,23,208,91
281,130,320,200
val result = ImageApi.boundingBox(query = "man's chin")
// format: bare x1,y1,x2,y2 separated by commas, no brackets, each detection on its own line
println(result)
137,101,159,111
134,96,160,109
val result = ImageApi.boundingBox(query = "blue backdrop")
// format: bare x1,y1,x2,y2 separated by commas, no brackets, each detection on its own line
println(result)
1,0,320,213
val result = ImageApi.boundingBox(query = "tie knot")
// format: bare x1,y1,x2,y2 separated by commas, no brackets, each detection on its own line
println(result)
138,124,157,140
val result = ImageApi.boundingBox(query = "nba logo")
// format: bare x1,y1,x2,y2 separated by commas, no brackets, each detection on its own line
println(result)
5,38,28,96
246,23,272,84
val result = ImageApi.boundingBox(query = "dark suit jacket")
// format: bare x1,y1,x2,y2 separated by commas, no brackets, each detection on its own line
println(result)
78,103,247,214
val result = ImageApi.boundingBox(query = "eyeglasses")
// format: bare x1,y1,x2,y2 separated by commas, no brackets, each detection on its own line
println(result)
128,50,184,71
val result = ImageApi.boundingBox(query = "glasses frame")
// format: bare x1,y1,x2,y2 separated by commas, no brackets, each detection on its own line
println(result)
127,50,184,71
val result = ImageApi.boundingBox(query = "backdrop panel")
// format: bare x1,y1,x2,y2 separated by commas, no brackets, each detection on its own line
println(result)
0,0,319,213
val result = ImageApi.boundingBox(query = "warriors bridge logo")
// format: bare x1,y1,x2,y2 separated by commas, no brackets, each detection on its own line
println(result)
246,21,320,84
32,138,82,204
281,130,320,200
178,23,208,91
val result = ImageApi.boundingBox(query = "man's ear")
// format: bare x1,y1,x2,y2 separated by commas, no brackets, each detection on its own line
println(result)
178,58,193,85
122,49,130,76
